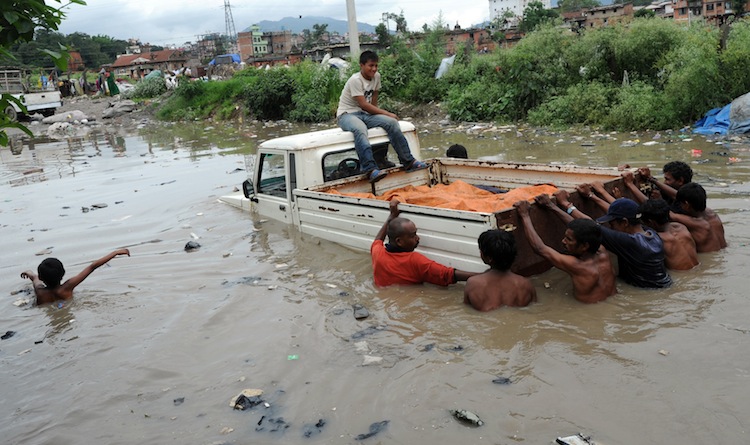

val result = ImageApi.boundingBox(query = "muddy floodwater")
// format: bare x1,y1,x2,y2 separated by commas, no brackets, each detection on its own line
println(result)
2,120,750,445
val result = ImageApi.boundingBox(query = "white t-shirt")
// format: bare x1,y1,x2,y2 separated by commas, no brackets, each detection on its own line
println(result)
336,71,381,117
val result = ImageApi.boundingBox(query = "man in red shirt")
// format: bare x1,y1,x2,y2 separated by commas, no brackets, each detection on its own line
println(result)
371,200,476,287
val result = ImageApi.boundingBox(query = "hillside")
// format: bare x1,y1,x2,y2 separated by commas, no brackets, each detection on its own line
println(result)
244,16,377,34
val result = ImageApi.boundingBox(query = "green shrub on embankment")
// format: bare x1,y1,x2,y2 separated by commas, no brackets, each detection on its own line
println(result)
156,61,345,122
153,18,750,130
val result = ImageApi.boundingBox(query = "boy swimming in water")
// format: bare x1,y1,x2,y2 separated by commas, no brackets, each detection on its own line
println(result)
21,248,130,305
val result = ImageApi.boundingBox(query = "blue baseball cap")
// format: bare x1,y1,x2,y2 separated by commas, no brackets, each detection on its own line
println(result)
596,198,641,223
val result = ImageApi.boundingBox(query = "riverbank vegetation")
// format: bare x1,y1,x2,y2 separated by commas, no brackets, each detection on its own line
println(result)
150,17,750,131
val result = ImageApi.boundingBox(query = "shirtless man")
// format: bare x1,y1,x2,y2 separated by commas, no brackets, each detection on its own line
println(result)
21,249,130,305
515,197,616,304
560,190,672,289
670,182,726,252
638,161,693,202
463,229,536,311
640,199,699,270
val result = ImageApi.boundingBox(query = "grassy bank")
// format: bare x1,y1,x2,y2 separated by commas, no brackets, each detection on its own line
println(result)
139,18,750,131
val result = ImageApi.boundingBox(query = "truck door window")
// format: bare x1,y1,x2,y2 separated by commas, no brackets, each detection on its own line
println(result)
323,148,362,181
258,153,287,197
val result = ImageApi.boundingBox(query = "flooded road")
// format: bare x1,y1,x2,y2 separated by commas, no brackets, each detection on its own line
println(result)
1,120,749,445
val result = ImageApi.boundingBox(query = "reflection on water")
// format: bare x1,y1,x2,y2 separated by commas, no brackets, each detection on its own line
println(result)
1,123,750,445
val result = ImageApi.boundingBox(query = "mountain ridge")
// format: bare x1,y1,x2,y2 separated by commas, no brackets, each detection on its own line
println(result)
244,16,377,35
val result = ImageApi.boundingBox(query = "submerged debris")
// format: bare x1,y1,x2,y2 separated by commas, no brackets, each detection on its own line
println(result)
351,325,386,340
230,388,264,410
355,420,389,440
352,303,370,320
556,433,595,445
302,419,326,437
184,241,201,252
450,409,484,427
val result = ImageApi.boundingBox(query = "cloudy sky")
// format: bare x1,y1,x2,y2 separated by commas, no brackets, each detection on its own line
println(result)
57,0,491,46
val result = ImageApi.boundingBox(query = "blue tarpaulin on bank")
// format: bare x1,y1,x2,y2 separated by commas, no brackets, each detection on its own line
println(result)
693,105,731,135
693,92,750,135
209,54,241,65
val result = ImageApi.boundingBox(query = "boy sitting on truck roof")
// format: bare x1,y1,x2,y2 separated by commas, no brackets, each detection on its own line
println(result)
371,200,475,287
463,229,537,311
336,50,427,183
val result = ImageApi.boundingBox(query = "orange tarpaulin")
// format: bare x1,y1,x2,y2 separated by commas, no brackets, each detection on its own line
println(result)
328,180,559,213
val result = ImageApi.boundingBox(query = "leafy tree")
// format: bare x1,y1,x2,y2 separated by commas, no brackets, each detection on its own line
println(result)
634,8,656,18
1,0,87,146
387,11,408,34
375,23,391,48
312,23,329,45
519,1,559,33
92,35,127,64
558,0,601,12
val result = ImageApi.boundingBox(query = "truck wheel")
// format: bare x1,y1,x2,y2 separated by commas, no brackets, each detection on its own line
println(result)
4,106,18,122
40,109,56,117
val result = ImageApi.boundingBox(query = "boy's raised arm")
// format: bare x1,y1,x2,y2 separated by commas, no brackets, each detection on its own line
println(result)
62,248,130,291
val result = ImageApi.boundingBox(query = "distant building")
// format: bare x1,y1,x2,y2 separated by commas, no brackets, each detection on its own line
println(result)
444,27,497,54
110,49,190,79
196,33,223,62
266,30,293,55
585,3,635,27
673,0,750,23
67,51,84,71
489,0,552,20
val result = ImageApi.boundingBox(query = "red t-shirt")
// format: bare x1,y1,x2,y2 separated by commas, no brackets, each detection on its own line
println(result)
370,240,456,287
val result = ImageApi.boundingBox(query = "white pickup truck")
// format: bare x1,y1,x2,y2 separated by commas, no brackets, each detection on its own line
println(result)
1,67,62,121
220,122,626,274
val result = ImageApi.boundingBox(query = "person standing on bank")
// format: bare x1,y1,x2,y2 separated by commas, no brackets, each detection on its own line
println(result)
337,51,428,183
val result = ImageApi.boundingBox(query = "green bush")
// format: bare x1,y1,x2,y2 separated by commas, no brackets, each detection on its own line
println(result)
659,24,723,122
446,81,512,122
124,76,166,99
528,81,615,126
242,69,296,120
156,77,247,121
613,18,684,85
605,81,677,130
720,20,750,100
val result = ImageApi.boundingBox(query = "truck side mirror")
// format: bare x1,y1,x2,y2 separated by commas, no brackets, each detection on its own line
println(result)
242,179,254,199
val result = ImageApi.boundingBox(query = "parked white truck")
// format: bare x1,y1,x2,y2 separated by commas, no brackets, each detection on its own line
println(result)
220,122,627,274
1,67,62,121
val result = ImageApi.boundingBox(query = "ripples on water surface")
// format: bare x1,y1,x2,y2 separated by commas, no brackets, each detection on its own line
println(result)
1,122,750,444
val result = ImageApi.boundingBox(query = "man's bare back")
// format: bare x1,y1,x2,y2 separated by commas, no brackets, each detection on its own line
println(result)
464,270,536,311
560,248,617,304
670,210,726,253
658,222,699,270
515,197,616,304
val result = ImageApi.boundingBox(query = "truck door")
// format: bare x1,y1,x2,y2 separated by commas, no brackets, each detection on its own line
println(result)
255,152,293,222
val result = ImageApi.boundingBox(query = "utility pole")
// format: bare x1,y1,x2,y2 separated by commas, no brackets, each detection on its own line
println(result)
346,0,360,60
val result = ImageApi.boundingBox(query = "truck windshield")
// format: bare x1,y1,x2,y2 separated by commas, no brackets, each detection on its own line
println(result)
258,153,287,197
